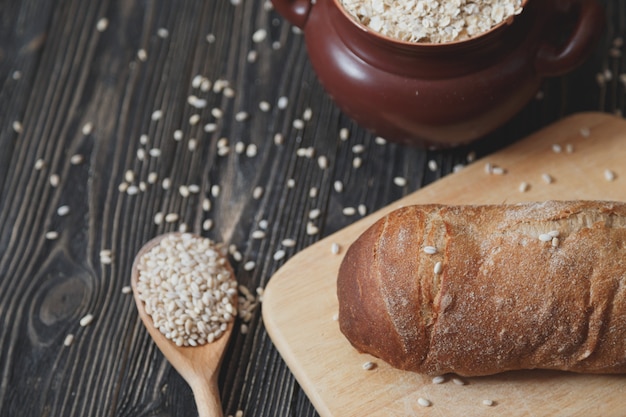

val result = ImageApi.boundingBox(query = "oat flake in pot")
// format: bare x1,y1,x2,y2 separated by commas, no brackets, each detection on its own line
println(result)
339,0,524,43
271,0,604,146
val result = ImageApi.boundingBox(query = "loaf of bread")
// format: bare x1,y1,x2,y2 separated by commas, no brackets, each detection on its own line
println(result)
337,200,626,377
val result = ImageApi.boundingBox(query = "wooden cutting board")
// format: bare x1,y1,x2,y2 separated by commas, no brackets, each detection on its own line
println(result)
262,112,626,417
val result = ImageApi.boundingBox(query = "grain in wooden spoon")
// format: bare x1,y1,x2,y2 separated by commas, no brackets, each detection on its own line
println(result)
131,232,237,417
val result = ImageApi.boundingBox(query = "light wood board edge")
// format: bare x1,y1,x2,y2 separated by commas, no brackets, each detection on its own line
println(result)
262,112,626,416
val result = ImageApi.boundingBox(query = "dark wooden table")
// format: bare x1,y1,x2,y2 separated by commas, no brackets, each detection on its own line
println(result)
0,1,622,416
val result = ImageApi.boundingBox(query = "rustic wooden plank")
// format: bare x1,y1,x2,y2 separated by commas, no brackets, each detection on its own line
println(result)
0,0,621,416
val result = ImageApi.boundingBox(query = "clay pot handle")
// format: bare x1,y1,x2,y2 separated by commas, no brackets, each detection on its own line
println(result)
535,0,605,77
272,0,312,29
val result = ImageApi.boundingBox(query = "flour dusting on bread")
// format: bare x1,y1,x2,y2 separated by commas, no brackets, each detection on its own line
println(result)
338,201,626,376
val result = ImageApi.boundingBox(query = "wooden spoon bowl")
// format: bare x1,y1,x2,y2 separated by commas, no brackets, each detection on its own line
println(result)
131,233,236,417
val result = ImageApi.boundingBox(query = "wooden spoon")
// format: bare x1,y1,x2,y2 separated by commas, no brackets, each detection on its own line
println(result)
131,233,236,417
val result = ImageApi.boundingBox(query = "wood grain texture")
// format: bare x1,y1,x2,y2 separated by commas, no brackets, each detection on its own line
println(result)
0,0,622,416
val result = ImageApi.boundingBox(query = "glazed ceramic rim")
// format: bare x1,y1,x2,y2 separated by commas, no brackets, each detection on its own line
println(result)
331,0,530,47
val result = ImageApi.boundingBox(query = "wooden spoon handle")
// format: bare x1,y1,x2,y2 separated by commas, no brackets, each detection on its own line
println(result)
192,377,223,417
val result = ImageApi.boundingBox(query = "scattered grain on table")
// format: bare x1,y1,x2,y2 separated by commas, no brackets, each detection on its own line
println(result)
432,375,446,384
164,213,179,223
362,361,376,371
246,144,257,157
247,50,258,62
491,166,506,175
81,122,94,135
317,155,329,169
79,313,94,327
258,100,271,112
281,238,296,247
252,230,266,240
189,114,201,125
417,397,431,407
56,205,70,216
96,18,109,32
70,154,85,165
49,174,60,187
202,219,214,231
157,27,169,38
34,158,46,171
224,87,236,98
277,96,288,109
252,28,267,43
63,334,75,346
374,136,387,145
519,181,530,193
542,173,554,184
126,185,139,195
306,222,319,236
100,249,113,265
604,169,617,182
238,285,262,323
393,176,407,186
292,118,304,130
273,133,284,145
342,207,356,216
451,376,466,385
580,127,591,138
137,48,148,61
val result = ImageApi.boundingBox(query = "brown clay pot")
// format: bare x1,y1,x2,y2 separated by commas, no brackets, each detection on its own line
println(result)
272,0,605,148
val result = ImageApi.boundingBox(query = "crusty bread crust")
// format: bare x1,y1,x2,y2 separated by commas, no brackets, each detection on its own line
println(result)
337,201,626,376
